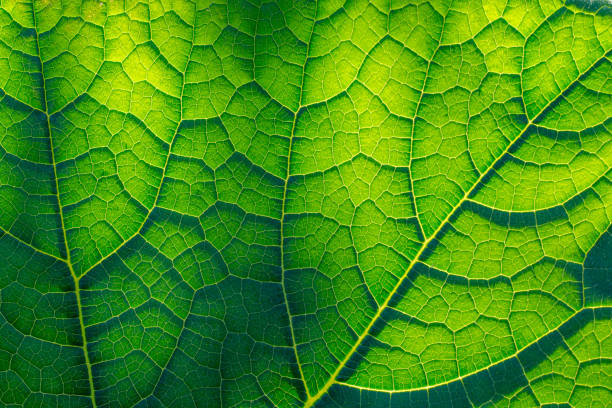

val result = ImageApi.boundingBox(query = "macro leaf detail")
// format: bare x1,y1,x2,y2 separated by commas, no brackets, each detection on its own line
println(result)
0,0,610,407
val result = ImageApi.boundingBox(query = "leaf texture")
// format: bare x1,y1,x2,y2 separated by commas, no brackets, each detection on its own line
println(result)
0,0,610,407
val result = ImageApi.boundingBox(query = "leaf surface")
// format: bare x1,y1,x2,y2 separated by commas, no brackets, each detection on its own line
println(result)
0,0,610,407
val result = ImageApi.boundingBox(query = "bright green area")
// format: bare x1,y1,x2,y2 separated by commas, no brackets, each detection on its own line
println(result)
0,0,610,407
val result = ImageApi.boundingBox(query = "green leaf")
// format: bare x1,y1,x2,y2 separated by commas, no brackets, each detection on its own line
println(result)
0,0,610,407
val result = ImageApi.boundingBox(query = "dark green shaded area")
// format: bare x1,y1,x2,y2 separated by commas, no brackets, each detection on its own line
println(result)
584,227,612,306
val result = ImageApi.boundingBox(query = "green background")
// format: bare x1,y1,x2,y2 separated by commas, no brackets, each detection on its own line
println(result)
0,0,610,406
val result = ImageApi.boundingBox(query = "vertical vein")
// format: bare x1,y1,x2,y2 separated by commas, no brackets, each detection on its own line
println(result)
279,0,319,400
407,9,447,239
31,5,97,407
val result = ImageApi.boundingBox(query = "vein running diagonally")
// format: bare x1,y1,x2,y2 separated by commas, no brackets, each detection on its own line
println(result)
0,224,66,262
302,48,612,408
330,305,611,394
77,21,197,279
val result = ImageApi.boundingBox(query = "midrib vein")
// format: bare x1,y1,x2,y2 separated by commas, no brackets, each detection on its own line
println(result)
32,7,97,408
280,1,319,400
302,49,612,408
